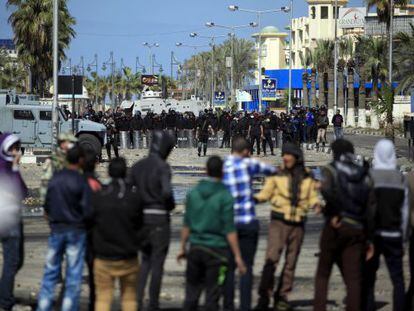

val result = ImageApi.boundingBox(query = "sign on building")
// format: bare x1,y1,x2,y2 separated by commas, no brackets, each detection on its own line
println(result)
338,7,366,29
236,90,252,102
262,78,277,101
214,91,226,105
141,75,159,86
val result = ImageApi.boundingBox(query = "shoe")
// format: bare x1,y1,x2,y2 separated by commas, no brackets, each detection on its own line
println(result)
254,297,269,311
274,297,293,311
198,152,201,157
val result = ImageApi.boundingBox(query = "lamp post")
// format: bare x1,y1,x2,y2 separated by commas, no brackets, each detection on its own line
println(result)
205,22,257,108
176,42,209,99
135,57,146,74
190,33,226,106
52,0,58,149
143,42,159,74
61,58,72,75
334,0,339,113
229,5,290,111
102,52,115,108
152,54,163,74
87,54,98,106
73,56,84,76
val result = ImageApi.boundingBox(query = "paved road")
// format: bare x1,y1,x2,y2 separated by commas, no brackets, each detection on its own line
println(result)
4,133,412,310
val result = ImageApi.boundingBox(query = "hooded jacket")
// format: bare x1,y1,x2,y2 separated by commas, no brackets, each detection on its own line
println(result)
370,139,409,239
130,131,175,225
0,133,27,199
92,179,142,260
255,144,319,225
184,179,235,248
0,133,28,237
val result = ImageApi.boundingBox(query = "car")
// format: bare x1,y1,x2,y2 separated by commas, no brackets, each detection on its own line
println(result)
0,90,106,156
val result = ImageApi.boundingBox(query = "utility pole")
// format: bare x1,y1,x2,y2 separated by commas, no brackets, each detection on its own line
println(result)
333,0,339,112
288,0,293,111
52,0,59,148
389,0,394,85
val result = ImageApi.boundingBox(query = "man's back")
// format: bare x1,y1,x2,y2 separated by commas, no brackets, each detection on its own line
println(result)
185,179,234,248
45,168,91,231
223,155,276,224
92,181,142,259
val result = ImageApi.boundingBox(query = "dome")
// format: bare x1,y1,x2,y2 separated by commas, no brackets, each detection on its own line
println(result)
260,26,279,34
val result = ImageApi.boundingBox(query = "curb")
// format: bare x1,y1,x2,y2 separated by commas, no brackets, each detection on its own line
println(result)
343,129,404,138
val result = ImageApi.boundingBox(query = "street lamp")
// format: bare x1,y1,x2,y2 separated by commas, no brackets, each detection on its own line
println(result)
205,22,257,108
190,32,226,106
87,54,98,106
102,51,115,108
176,42,210,99
229,5,290,111
61,58,72,75
143,42,159,74
73,56,84,76
135,57,146,74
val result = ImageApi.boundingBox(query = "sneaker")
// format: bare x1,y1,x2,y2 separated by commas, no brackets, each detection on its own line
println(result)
274,298,293,311
254,298,269,311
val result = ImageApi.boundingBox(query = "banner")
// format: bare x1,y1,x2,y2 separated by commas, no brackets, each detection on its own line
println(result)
214,91,226,105
338,7,366,29
262,78,277,101
141,75,159,86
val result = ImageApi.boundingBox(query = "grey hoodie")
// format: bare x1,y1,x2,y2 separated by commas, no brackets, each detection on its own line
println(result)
370,139,409,240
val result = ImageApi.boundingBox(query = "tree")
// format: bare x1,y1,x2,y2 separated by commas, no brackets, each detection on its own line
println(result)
394,24,414,92
314,39,334,107
181,38,256,104
0,48,28,91
299,49,314,107
338,37,354,110
7,0,76,95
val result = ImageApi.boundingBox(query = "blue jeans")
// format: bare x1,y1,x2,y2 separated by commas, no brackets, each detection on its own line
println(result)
37,230,86,311
334,127,343,140
224,220,260,311
0,230,23,311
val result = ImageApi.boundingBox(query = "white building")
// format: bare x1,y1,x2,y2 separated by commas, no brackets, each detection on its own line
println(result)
251,26,288,83
0,39,18,59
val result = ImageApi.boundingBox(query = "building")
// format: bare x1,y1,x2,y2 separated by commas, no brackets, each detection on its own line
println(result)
0,39,17,59
251,26,288,83
291,0,350,69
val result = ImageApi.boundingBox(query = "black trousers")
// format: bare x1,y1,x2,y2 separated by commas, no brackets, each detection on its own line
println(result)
221,131,231,148
183,246,229,311
250,135,261,155
363,236,405,311
406,234,414,310
137,224,170,311
262,134,274,155
224,221,259,311
105,135,119,159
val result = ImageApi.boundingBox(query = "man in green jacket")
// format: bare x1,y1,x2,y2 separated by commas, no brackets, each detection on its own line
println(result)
177,156,246,311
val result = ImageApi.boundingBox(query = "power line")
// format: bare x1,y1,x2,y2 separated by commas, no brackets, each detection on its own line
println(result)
76,28,206,38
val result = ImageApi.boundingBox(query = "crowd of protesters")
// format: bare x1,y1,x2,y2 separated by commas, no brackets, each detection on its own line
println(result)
2,120,414,311
79,103,345,160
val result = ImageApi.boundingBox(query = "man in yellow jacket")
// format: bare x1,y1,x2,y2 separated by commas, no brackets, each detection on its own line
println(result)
254,143,320,311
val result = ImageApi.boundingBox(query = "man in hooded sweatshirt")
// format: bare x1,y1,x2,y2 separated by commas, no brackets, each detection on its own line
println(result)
254,143,320,311
0,133,28,311
178,156,246,311
130,131,175,311
363,139,409,311
313,139,376,311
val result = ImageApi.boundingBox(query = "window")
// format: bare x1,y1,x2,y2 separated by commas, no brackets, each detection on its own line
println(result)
39,111,52,121
333,6,339,18
321,6,328,19
311,6,316,19
13,110,34,120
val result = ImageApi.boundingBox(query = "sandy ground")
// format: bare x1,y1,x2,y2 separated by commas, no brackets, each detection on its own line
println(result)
2,134,414,310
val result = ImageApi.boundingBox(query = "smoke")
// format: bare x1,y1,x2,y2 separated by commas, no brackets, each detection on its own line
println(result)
0,177,21,237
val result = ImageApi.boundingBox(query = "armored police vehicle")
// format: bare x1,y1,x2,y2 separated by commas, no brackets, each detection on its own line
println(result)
0,90,106,155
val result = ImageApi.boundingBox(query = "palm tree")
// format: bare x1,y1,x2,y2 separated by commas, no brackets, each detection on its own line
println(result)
7,0,76,96
346,58,356,126
314,39,334,108
394,24,414,92
299,49,314,107
181,38,256,107
338,38,353,111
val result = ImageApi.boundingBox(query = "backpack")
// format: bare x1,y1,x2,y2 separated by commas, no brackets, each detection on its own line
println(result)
327,157,371,223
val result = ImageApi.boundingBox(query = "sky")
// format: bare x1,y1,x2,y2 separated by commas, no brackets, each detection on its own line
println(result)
0,0,362,77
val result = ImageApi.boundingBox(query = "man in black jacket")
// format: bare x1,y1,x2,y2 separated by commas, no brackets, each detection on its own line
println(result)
37,146,92,311
92,157,142,311
130,131,175,311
